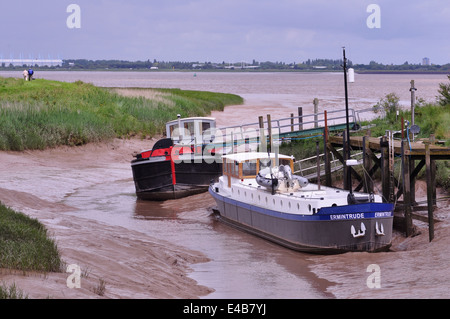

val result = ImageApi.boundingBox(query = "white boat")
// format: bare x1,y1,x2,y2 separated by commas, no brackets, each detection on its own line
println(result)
209,152,394,254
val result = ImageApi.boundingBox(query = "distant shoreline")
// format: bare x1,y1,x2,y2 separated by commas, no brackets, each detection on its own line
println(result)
1,68,449,75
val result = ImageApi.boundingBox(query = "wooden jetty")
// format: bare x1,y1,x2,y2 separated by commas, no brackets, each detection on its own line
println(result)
209,104,448,242
326,133,450,241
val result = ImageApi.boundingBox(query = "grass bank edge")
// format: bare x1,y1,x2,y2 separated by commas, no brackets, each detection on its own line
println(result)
0,77,243,151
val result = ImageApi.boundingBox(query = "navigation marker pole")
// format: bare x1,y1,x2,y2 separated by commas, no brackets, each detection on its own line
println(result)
342,47,353,198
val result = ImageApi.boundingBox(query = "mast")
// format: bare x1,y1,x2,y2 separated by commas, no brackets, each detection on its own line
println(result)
342,47,353,196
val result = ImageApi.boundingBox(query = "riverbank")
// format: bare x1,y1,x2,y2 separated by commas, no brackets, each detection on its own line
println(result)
0,77,243,151
0,136,449,299
0,137,213,299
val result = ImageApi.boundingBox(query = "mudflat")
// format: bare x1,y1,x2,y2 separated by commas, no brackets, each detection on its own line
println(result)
0,138,213,299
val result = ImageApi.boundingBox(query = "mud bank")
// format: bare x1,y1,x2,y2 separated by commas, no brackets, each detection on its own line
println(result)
0,138,213,299
306,183,450,299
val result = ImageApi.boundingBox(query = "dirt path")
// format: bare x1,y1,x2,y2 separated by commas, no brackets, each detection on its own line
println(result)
0,138,213,299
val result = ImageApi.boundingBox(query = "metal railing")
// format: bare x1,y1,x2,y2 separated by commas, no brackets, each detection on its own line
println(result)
294,148,365,179
210,107,365,145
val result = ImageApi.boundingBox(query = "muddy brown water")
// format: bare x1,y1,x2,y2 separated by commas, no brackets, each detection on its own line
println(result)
1,71,449,298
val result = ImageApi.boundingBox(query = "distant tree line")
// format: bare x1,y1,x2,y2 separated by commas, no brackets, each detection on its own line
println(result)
1,58,449,73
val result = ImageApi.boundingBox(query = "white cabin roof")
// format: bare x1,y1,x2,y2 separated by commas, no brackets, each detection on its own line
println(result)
165,117,216,126
222,152,293,163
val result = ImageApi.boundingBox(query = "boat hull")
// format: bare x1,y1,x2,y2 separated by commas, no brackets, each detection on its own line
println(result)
209,185,394,254
132,156,222,201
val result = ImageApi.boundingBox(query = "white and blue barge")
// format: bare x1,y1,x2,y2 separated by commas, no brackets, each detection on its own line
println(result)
209,152,394,254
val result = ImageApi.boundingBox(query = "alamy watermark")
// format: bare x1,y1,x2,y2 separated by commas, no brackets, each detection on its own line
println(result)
66,263,81,289
366,4,381,29
66,4,81,29
366,264,381,289
169,126,280,164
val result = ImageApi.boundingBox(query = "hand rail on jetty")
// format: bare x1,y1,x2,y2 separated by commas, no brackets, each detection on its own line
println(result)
205,106,378,149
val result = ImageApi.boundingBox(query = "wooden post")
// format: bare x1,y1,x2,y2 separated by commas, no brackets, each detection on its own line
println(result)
267,114,272,153
343,130,350,191
316,140,321,190
323,111,332,187
380,136,390,202
410,80,417,126
230,132,234,154
258,116,266,153
290,113,294,132
401,139,414,236
430,134,437,205
363,135,373,194
313,98,319,128
298,107,303,131
425,142,434,241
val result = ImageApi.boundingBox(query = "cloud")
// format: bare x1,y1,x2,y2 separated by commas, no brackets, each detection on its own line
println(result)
0,1,449,64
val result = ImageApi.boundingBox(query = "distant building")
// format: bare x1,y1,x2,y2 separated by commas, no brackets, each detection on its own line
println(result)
422,57,431,66
0,58,62,67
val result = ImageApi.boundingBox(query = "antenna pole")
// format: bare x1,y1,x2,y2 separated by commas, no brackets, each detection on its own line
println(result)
342,47,353,195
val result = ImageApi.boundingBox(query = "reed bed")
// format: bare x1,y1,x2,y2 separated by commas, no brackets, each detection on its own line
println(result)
0,77,243,150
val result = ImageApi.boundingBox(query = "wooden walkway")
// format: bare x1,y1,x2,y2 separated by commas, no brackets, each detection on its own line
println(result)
326,134,450,240
329,135,450,158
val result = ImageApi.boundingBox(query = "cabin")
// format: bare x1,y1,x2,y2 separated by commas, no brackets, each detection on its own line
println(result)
221,152,294,187
166,117,216,144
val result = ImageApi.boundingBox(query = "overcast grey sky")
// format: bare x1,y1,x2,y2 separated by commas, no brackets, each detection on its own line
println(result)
1,0,449,64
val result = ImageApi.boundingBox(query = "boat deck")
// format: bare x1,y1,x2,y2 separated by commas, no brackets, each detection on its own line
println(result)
217,176,382,216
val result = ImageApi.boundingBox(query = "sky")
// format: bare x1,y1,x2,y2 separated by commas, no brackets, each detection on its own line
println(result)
1,0,449,65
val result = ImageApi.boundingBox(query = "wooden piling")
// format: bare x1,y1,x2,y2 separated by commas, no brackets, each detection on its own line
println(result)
316,141,321,190
298,107,303,131
363,135,374,194
401,139,414,237
380,136,390,203
313,98,319,128
267,114,272,153
425,142,434,241
343,130,351,191
323,110,332,187
290,113,294,132
258,116,266,153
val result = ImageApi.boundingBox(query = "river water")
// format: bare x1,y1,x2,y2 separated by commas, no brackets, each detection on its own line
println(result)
1,70,449,299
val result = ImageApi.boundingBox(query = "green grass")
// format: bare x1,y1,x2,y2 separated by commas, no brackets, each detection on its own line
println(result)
358,104,450,144
0,203,62,272
0,282,28,299
0,77,243,151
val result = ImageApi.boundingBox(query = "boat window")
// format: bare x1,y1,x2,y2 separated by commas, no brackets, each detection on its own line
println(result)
242,160,257,176
259,158,272,170
230,161,237,176
280,159,291,167
169,124,178,138
202,122,211,132
184,122,195,138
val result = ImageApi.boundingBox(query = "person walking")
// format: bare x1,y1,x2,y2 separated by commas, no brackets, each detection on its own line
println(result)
28,68,34,80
